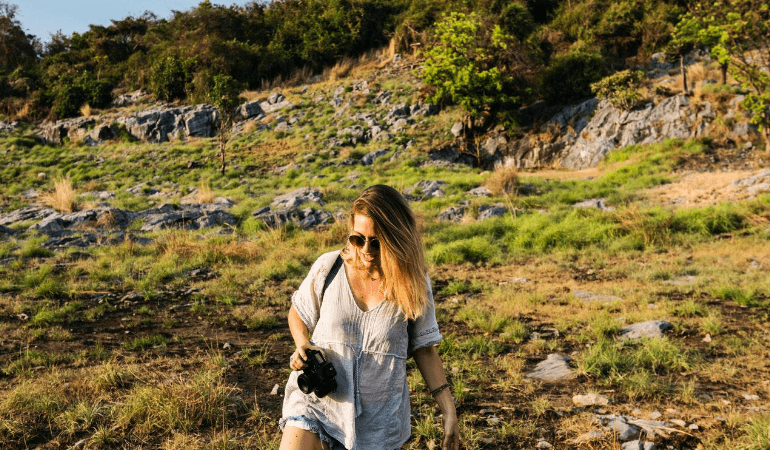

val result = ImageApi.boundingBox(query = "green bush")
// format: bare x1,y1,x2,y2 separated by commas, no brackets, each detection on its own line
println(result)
149,55,196,101
542,49,607,104
591,69,646,110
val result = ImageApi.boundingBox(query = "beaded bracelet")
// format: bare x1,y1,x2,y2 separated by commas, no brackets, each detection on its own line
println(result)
430,382,452,397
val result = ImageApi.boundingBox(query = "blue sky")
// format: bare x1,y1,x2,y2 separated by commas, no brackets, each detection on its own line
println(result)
13,1,256,42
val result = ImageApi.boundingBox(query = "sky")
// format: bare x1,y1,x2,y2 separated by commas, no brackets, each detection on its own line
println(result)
13,1,257,42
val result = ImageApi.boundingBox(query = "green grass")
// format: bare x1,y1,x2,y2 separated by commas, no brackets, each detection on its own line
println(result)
124,335,168,350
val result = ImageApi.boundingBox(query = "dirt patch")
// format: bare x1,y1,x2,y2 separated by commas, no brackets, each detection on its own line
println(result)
642,169,768,208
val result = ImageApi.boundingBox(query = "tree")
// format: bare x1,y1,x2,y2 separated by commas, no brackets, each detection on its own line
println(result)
420,11,533,164
674,0,770,153
208,74,244,176
0,2,38,74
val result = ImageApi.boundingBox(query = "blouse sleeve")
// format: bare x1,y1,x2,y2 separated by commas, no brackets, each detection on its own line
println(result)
407,274,443,356
291,251,339,334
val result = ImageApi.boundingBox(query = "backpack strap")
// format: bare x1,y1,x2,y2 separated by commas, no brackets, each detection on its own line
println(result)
321,254,343,302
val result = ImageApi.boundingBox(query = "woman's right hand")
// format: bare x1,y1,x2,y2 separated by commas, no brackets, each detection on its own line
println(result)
289,343,325,371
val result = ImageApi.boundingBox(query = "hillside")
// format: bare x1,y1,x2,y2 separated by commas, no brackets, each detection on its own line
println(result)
1,49,770,450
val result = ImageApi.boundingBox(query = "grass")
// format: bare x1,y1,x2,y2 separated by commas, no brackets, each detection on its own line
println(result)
2,57,770,450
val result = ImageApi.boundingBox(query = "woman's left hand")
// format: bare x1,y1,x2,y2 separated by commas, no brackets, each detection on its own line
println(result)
442,412,460,450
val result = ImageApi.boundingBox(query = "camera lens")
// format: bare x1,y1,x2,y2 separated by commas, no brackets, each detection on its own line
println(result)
297,374,312,394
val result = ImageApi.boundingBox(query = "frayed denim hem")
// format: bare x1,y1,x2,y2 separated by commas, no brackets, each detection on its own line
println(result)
279,415,344,449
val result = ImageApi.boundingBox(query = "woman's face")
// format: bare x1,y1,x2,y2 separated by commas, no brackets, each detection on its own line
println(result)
351,214,380,271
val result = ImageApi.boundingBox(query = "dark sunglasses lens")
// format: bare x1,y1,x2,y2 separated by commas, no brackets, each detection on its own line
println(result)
348,235,379,250
349,235,364,247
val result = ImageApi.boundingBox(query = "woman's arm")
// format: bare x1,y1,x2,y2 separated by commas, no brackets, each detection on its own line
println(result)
413,345,460,450
288,305,323,370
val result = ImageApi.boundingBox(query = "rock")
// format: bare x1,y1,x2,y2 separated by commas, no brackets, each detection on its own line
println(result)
274,122,290,133
270,384,280,395
607,418,640,441
527,353,574,381
621,441,655,450
360,148,389,166
254,206,333,230
0,205,58,226
450,121,464,137
572,430,604,444
237,100,264,119
478,203,508,220
573,393,610,407
405,180,448,200
536,440,554,449
573,198,616,212
270,188,325,209
467,186,492,197
37,172,47,180
111,90,146,107
0,224,19,236
438,206,466,222
620,320,674,340
743,394,760,401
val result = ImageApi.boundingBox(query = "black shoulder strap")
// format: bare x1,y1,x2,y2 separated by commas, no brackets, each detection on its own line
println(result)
321,254,343,301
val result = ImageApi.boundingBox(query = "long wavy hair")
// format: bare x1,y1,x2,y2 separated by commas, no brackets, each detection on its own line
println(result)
342,185,428,320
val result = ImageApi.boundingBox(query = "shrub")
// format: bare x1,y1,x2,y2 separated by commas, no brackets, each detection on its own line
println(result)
591,69,646,110
542,49,607,104
149,55,196,101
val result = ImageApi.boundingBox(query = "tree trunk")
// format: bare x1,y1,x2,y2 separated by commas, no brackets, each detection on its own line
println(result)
721,63,728,85
219,125,226,176
680,55,688,93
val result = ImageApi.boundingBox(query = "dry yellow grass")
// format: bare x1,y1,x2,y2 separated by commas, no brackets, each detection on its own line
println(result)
80,103,92,118
196,182,215,204
486,164,519,195
42,177,79,213
325,56,355,82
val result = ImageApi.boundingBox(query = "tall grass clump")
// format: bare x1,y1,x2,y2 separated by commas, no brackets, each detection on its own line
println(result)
429,236,498,265
739,412,770,450
42,177,79,213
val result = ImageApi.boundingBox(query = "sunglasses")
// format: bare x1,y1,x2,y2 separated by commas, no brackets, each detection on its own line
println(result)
348,234,380,250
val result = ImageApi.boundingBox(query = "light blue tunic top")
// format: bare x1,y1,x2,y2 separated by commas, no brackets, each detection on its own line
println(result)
280,251,442,450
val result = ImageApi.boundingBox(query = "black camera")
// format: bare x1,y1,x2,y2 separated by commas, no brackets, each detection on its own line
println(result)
297,349,337,398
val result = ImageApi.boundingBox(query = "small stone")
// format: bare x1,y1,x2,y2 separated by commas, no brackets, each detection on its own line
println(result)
572,430,604,444
743,394,760,401
223,342,232,350
689,423,699,431
573,393,610,407
621,441,655,450
38,172,47,180
607,418,639,441
536,440,554,448
649,412,662,420
670,419,687,427
703,334,712,343
270,384,280,395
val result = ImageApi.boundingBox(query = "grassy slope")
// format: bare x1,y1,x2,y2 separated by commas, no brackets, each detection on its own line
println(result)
0,58,769,449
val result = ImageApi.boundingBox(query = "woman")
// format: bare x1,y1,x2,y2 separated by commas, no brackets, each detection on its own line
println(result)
279,185,460,450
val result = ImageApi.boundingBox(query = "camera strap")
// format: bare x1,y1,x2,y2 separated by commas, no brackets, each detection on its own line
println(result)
321,254,343,302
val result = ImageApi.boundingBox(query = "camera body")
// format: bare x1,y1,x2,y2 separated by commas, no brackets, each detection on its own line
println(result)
297,349,337,398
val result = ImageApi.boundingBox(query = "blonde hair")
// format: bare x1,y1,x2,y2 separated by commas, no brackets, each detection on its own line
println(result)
343,185,428,320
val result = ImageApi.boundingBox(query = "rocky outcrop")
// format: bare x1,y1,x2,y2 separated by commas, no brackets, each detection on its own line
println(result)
38,104,220,145
491,93,758,169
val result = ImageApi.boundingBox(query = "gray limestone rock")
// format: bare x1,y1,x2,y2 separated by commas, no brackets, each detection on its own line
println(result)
620,320,674,340
360,148,389,166
573,393,610,407
0,205,58,226
467,186,492,197
478,204,508,220
573,198,616,212
405,180,448,200
438,206,466,222
270,188,325,209
527,353,574,381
